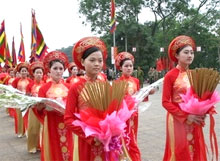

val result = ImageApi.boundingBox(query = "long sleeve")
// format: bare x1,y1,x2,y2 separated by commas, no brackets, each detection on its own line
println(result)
32,84,49,123
64,82,94,145
162,69,188,123
26,82,33,95
12,78,19,88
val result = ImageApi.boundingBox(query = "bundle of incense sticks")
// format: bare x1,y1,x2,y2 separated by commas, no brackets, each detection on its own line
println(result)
80,80,128,111
187,68,220,98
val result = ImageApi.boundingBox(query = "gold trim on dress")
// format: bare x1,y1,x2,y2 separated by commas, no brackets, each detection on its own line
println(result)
73,134,79,161
121,138,132,161
16,109,24,136
168,114,176,161
27,109,41,152
43,115,51,161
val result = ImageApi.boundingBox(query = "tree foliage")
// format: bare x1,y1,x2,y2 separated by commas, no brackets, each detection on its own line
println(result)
59,0,220,77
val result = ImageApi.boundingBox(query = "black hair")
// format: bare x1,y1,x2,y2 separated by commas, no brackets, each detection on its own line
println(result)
82,46,101,60
49,59,65,68
33,67,44,74
176,45,191,55
19,67,28,72
120,58,132,67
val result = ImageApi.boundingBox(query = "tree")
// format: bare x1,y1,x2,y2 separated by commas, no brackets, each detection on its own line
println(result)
72,0,220,72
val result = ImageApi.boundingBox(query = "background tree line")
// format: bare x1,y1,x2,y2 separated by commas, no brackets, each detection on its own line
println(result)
59,0,220,78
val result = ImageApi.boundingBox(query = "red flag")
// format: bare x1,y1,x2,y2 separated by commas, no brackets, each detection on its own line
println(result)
12,36,17,66
156,58,163,71
0,20,6,63
5,42,12,68
30,10,48,62
109,0,116,33
18,23,25,62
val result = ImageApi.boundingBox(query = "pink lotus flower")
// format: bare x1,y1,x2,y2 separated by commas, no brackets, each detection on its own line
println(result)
72,98,135,151
179,88,220,115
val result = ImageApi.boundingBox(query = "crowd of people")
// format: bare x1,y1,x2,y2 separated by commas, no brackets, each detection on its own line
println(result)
0,35,218,161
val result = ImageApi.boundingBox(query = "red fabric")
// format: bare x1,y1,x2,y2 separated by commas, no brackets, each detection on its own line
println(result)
34,81,73,161
12,77,32,134
68,62,76,73
156,58,164,71
65,76,125,160
4,77,16,118
64,78,101,160
72,37,107,70
12,77,32,89
168,35,196,62
29,61,44,77
0,73,9,84
118,75,141,161
14,111,18,134
115,52,134,70
65,76,80,85
162,67,207,161
43,51,69,74
8,108,15,117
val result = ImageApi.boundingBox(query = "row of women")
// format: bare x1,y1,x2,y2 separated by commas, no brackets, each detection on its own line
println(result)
0,35,214,161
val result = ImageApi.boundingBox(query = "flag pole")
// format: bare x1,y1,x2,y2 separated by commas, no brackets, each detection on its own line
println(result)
113,31,116,74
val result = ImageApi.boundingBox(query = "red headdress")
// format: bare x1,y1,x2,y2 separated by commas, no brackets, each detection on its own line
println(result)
17,62,29,72
7,68,14,73
115,52,134,70
43,51,69,73
68,62,77,73
72,37,107,70
168,35,196,62
29,61,44,77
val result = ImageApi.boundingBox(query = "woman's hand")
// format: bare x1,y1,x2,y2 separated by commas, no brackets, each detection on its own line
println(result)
149,88,156,95
187,114,206,125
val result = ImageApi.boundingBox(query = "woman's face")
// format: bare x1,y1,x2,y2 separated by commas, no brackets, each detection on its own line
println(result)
16,72,21,78
9,71,14,77
20,67,28,78
71,66,78,76
121,59,134,76
82,51,103,77
33,68,43,81
175,45,194,66
50,62,64,82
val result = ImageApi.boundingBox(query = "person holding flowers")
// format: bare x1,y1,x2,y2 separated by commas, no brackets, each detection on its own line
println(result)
65,37,135,161
5,67,15,86
115,52,155,161
26,61,45,153
115,52,141,160
33,51,73,161
12,62,32,137
162,35,219,161
5,67,16,117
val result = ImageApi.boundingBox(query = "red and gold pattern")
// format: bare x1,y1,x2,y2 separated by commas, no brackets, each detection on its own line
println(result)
68,62,77,73
43,51,69,73
17,79,30,93
168,35,196,62
162,66,207,160
7,77,15,85
115,52,134,70
7,67,14,73
66,76,80,85
72,37,107,70
17,62,29,72
29,61,44,77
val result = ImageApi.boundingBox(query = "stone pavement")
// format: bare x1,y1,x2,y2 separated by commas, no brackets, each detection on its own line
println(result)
0,84,220,161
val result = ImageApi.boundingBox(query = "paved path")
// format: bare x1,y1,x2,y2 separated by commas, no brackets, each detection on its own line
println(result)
0,85,220,161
